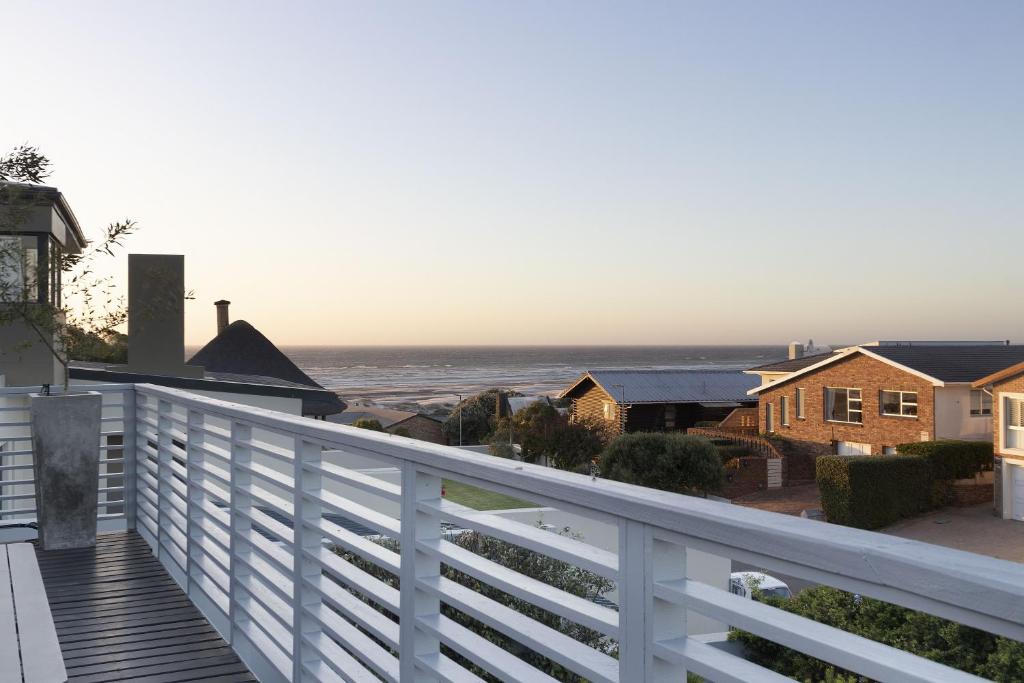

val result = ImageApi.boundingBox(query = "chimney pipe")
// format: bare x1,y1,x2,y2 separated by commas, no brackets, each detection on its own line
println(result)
215,300,231,334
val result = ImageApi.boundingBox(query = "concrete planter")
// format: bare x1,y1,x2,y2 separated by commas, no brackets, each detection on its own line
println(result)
30,391,103,550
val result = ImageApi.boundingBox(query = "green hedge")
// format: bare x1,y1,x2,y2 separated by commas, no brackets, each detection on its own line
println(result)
817,455,933,529
895,440,993,480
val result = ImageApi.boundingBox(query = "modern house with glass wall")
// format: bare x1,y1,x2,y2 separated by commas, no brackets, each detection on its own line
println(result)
0,183,86,386
747,341,1024,457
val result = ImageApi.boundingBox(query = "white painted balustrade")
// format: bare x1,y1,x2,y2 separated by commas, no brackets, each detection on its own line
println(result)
1,382,1023,681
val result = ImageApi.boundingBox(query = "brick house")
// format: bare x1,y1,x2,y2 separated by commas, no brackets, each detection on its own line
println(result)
560,369,758,435
747,342,1024,458
972,362,1024,521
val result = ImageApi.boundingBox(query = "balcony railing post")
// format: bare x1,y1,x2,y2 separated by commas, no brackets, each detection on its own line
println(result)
399,462,442,682
156,399,172,562
619,522,688,681
292,438,323,682
123,386,138,532
229,420,253,646
649,534,687,681
186,408,206,599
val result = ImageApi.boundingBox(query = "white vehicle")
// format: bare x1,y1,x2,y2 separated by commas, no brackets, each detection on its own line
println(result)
729,571,792,600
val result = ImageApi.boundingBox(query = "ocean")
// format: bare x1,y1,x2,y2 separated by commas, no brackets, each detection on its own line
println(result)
276,345,789,413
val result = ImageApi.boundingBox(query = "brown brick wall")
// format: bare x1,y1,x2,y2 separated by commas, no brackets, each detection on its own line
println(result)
759,353,935,457
719,407,758,433
951,481,994,507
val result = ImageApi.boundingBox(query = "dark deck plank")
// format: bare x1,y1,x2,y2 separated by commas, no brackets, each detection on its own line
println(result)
33,531,258,682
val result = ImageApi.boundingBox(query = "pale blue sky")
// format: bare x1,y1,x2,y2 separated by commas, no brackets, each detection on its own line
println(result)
2,2,1021,345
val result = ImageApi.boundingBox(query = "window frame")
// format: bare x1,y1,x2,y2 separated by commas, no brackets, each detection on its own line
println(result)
795,387,805,420
602,401,617,422
1002,393,1024,456
824,387,863,424
780,396,790,426
765,402,775,433
970,389,993,417
880,390,919,418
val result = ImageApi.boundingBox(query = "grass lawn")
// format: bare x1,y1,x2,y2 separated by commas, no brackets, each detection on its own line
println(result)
442,479,536,510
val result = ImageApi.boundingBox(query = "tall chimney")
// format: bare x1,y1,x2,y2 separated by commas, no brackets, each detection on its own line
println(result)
788,341,805,360
127,254,203,378
215,300,231,334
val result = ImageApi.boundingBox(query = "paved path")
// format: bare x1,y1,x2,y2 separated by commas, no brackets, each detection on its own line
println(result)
883,503,1024,563
733,483,821,516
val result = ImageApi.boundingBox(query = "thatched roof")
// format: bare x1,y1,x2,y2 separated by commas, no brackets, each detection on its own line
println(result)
187,320,345,416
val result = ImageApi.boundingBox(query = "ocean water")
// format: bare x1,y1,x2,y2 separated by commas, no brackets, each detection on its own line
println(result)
276,345,788,411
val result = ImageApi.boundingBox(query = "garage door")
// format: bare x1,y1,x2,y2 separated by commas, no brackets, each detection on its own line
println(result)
837,441,872,456
1013,465,1024,522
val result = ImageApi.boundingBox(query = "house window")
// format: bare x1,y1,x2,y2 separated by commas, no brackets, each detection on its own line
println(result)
602,401,617,421
970,390,992,416
664,405,676,429
825,387,862,424
765,403,775,433
883,446,897,455
1005,396,1024,451
880,390,918,417
795,388,805,419
780,396,790,426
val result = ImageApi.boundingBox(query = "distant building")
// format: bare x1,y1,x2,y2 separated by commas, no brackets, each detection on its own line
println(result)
495,393,565,419
186,303,346,418
559,369,759,435
329,402,446,444
72,296,346,418
749,341,1024,457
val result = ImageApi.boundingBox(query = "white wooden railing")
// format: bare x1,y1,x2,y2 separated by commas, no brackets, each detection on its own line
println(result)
3,382,1024,681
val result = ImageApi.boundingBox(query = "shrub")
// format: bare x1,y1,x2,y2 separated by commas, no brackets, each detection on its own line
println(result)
896,440,993,480
817,455,932,529
730,585,1024,681
352,417,384,431
488,406,610,470
600,432,723,495
442,389,516,445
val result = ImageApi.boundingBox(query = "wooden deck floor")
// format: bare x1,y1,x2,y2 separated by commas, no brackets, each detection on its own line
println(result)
34,531,257,682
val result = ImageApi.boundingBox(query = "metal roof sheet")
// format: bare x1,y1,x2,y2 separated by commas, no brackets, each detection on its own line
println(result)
575,369,760,404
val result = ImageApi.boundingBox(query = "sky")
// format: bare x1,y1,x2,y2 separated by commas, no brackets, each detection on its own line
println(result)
1,1,1022,346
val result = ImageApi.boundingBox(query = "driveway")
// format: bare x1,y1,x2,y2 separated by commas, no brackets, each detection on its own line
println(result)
732,483,821,516
882,503,1024,563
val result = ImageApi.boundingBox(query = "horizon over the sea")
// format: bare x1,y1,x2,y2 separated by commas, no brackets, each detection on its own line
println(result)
226,344,807,413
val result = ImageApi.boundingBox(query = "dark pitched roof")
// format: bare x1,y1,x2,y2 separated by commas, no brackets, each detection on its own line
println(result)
187,320,346,416
746,352,836,373
867,345,1024,383
561,369,759,404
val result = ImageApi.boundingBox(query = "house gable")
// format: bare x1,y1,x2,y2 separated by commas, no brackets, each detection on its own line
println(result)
758,352,937,456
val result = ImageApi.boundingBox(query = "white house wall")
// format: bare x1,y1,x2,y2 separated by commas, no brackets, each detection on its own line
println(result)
934,386,992,441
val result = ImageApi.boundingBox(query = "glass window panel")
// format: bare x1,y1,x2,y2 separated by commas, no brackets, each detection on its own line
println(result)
881,391,900,415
